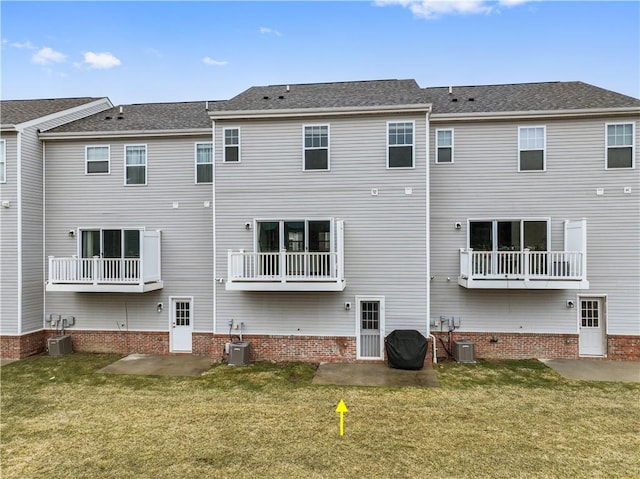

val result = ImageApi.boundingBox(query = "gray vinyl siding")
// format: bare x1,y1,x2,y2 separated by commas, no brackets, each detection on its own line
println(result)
0,133,19,334
215,115,429,337
44,135,214,333
429,116,640,336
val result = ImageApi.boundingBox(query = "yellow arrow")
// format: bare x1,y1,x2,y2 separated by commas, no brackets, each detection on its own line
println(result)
335,399,348,436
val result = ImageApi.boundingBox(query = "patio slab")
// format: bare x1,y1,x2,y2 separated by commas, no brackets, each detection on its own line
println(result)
312,362,439,388
540,359,640,382
98,354,212,377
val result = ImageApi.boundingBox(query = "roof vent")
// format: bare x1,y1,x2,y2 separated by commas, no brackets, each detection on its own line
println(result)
278,95,284,99
286,85,290,92
205,101,209,110
105,116,112,120
119,106,123,114
263,96,269,100
468,98,475,101
116,116,124,120
448,86,453,95
451,98,458,102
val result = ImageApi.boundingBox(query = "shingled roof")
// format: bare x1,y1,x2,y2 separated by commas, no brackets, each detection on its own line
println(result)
209,79,430,112
424,81,640,115
45,101,212,133
0,97,106,125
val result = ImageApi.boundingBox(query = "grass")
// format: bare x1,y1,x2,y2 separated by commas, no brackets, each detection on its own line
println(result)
1,354,639,479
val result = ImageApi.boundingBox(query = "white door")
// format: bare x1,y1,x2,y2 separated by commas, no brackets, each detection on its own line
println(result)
356,296,385,360
579,297,605,356
170,297,193,353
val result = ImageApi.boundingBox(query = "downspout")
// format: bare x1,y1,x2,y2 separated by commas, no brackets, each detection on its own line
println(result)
211,120,216,336
425,109,437,364
16,129,23,335
42,140,46,330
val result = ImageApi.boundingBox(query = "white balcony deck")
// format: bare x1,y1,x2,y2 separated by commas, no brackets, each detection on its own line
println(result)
458,249,589,289
226,250,345,291
47,256,163,293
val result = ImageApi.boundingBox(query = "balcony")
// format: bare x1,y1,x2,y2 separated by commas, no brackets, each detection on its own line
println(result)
46,231,162,293
458,248,589,289
226,250,345,291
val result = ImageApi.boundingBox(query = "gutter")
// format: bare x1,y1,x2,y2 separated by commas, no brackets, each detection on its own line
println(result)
16,129,22,334
209,103,433,120
39,128,211,141
431,106,640,122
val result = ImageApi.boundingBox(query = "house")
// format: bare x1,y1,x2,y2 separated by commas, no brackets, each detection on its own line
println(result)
0,97,113,358
0,79,638,361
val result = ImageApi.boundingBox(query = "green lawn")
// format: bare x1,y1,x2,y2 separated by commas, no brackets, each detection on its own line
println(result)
1,354,638,479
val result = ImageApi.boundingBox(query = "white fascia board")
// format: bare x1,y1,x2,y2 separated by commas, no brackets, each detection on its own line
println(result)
209,103,433,120
39,128,211,140
431,107,640,123
16,98,113,130
0,125,18,132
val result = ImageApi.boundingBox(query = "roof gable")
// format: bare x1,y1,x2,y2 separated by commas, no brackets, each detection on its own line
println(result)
0,97,106,125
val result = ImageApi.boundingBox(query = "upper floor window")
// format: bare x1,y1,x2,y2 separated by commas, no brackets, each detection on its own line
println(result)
436,129,454,164
195,142,213,183
0,140,5,183
125,145,146,185
85,145,110,174
223,128,240,163
518,126,545,171
303,125,329,170
388,121,414,168
606,123,634,169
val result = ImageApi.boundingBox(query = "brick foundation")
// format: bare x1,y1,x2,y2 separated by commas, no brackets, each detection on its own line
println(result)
432,332,640,361
0,330,46,359
211,334,358,363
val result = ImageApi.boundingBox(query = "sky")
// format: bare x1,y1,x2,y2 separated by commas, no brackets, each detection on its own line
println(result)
1,1,639,105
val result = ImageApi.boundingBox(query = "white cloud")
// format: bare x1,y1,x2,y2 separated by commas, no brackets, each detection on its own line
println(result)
11,40,37,49
375,0,534,19
83,51,121,69
32,47,66,65
202,56,228,66
259,27,282,37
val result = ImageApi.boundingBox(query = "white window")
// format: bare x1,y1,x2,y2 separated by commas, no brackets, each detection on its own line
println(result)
223,128,240,163
0,140,5,183
303,125,329,170
436,129,454,164
518,126,546,171
85,145,110,174
606,123,634,169
195,142,213,183
125,145,146,185
388,121,414,168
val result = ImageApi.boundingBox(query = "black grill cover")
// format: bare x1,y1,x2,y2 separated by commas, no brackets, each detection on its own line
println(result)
385,330,428,370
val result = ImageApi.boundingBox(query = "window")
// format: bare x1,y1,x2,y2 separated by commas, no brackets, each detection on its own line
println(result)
436,129,453,163
469,219,549,252
303,125,329,170
223,128,240,163
195,142,213,183
125,145,146,185
388,121,414,168
0,140,5,183
85,146,110,174
518,126,545,171
606,123,634,169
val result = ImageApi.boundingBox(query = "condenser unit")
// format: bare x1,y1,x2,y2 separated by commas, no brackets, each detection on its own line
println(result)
228,341,250,366
48,335,73,356
453,340,475,363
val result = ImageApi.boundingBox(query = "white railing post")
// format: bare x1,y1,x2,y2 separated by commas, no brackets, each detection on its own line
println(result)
92,256,99,285
280,249,287,283
523,248,530,281
467,248,473,278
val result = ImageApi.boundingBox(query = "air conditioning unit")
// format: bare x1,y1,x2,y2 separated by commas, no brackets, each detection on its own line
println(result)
453,340,475,363
228,341,250,366
48,335,73,356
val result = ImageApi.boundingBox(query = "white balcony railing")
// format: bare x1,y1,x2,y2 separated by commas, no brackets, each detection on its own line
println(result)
49,257,143,284
459,248,588,289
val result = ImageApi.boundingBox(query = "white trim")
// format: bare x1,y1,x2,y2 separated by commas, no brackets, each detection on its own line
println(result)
16,130,23,334
605,122,635,170
169,296,194,353
430,106,640,122
435,128,454,164
387,120,415,169
194,141,213,183
124,144,147,186
517,125,546,172
355,295,385,360
40,128,210,140
222,127,241,163
85,145,111,175
302,124,330,171
0,139,6,183
211,120,217,335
